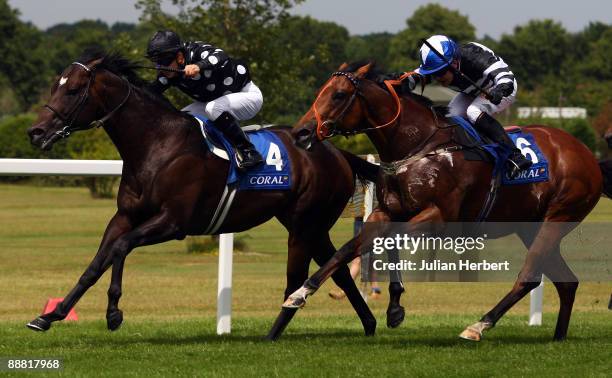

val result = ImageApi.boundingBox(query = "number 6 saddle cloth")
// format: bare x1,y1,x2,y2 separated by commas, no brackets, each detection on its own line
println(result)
194,115,292,190
450,116,549,186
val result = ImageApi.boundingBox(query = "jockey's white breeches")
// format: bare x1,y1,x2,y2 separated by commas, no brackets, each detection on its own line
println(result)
182,81,263,121
448,79,517,123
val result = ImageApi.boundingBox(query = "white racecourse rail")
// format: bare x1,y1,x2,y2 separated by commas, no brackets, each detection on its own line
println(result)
0,158,234,334
0,158,543,332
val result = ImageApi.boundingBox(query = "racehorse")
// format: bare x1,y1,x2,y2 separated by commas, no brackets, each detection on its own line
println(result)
25,50,379,338
281,62,610,341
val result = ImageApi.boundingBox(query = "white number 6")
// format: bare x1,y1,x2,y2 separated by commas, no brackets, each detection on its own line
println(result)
515,137,538,164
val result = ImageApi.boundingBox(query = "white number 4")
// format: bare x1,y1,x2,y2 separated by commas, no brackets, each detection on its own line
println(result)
515,137,539,164
266,142,283,171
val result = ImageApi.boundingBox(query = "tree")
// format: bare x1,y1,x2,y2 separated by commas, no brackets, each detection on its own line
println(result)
345,32,394,68
135,0,311,123
44,20,118,75
387,4,476,71
496,20,570,90
277,16,350,85
0,0,47,111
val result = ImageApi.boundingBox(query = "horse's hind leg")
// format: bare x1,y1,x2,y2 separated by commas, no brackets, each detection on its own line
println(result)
309,233,376,336
542,251,578,341
459,222,568,341
27,212,132,332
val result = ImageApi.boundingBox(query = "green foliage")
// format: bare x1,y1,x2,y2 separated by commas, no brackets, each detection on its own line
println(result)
329,134,376,155
345,32,394,67
388,4,476,71
0,113,119,196
185,234,249,253
136,0,308,122
497,20,570,90
0,0,48,110
514,116,598,151
0,1,609,169
67,128,120,198
0,113,68,159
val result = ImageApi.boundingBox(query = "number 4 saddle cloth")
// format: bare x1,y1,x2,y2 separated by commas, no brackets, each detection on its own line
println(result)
451,116,549,186
194,116,292,190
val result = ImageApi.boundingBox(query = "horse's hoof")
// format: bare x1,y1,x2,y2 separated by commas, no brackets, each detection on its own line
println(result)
106,310,123,331
282,286,315,309
459,321,492,341
459,327,482,341
26,317,51,332
282,297,305,309
386,305,405,328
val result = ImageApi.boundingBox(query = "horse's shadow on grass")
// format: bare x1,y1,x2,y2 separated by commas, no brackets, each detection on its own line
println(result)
105,327,573,348
29,321,603,349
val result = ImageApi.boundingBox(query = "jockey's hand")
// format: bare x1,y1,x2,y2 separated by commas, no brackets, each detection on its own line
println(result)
488,87,504,105
183,64,200,78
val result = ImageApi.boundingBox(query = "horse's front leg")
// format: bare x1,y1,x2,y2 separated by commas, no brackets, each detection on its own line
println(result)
27,212,133,331
282,208,390,308
106,211,182,331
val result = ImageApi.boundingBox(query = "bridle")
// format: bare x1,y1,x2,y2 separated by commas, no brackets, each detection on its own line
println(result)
312,71,415,140
44,61,132,139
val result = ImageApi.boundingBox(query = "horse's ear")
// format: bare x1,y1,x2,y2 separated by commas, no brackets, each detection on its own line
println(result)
88,58,104,70
355,63,373,78
337,62,349,71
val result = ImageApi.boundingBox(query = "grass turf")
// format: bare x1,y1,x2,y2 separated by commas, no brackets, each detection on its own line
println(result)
0,183,611,376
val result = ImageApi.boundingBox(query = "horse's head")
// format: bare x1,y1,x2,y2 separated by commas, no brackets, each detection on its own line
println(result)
28,52,131,150
293,62,390,150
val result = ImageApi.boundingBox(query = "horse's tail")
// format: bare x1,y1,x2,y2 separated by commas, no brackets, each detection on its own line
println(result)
600,159,612,198
340,150,379,183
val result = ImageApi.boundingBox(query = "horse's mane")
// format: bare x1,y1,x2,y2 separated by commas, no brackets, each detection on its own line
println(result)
343,60,449,117
76,47,190,118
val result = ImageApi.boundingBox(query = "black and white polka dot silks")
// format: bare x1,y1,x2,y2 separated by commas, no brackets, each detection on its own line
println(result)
150,41,252,103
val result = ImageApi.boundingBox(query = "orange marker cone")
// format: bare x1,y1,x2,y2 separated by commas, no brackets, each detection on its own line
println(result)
43,298,78,321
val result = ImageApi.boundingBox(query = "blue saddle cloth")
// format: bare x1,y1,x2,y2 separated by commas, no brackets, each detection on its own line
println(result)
195,116,292,190
451,116,549,185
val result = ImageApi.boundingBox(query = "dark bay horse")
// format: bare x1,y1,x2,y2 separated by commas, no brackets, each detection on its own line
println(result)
283,62,610,341
25,51,378,337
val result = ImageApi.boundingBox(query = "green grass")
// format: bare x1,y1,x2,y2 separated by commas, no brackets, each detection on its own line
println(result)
0,184,611,377
1,314,611,377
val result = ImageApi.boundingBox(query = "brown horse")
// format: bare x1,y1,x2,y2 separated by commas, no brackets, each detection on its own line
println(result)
605,125,612,149
25,50,378,337
282,62,610,341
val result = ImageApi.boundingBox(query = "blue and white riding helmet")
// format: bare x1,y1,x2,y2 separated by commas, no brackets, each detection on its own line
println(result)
418,35,458,75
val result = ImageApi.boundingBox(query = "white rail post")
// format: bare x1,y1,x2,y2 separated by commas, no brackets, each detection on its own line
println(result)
363,154,376,220
359,154,377,299
529,279,544,326
216,233,234,335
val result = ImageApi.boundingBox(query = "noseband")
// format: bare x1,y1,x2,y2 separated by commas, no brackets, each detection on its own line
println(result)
312,71,413,140
44,62,131,139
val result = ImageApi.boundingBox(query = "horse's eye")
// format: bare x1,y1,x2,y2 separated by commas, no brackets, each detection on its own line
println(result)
332,91,347,101
66,88,79,95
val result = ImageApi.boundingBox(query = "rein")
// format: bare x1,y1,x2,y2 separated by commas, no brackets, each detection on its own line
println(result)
44,62,132,139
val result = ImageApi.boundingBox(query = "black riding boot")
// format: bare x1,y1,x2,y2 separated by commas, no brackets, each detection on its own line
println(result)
215,112,263,170
474,113,532,179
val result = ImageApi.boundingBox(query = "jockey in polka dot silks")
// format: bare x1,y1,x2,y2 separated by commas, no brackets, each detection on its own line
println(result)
145,30,263,169
403,35,532,178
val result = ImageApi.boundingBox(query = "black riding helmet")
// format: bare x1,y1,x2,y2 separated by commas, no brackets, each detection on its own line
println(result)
146,30,183,64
